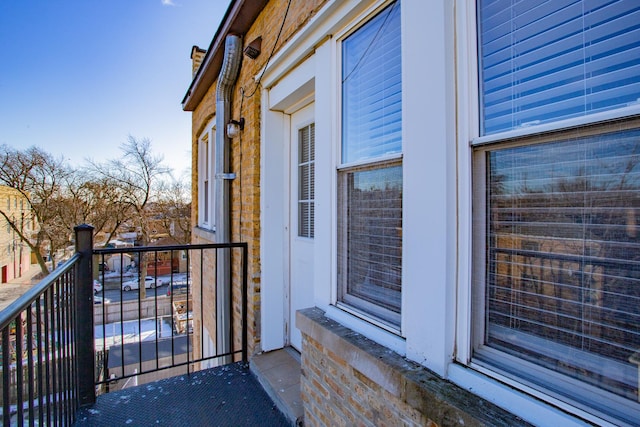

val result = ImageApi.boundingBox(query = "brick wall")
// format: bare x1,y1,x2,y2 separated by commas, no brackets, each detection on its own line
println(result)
297,308,533,427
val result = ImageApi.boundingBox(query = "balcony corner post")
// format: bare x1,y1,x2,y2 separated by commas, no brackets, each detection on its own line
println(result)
74,223,96,406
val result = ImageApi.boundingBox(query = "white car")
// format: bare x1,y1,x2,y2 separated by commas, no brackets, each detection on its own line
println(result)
93,280,103,293
122,276,164,291
94,295,111,304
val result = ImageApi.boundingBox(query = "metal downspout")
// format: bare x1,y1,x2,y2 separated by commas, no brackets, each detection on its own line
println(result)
215,34,242,358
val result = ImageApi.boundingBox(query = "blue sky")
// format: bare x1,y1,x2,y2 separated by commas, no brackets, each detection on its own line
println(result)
0,0,230,178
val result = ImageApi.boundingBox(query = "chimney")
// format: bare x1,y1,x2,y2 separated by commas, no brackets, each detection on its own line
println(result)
191,45,207,77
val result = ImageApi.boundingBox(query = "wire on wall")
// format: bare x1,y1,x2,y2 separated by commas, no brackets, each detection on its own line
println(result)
237,0,293,242
242,0,293,100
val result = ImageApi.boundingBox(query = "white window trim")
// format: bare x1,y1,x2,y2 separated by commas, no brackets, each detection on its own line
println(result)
472,105,640,148
198,119,215,230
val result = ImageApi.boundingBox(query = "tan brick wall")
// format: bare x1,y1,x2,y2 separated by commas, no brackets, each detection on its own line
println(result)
297,308,534,427
189,0,329,358
301,334,433,427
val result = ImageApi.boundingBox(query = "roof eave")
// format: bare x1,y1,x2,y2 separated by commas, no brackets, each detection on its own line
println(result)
181,0,268,112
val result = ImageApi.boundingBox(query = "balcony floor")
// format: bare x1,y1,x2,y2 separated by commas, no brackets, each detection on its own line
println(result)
74,362,289,426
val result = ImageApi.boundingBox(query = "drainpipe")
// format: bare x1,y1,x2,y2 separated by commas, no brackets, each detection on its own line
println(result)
214,34,242,359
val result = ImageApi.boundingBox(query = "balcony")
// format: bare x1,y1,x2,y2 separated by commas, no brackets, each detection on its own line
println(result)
0,225,298,426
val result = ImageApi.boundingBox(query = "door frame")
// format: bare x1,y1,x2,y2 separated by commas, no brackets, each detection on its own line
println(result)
287,103,315,350
260,55,316,352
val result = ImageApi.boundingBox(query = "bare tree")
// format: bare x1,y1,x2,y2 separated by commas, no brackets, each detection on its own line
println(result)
56,173,133,246
154,175,192,244
89,136,170,297
0,145,73,274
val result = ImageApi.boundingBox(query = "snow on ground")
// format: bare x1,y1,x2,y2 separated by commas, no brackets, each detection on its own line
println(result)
94,317,174,351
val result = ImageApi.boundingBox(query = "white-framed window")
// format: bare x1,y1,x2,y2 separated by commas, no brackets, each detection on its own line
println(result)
198,119,215,229
473,1,640,424
336,0,402,329
298,123,315,238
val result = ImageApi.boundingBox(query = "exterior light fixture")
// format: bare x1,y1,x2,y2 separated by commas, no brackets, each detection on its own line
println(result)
226,118,244,139
244,37,262,59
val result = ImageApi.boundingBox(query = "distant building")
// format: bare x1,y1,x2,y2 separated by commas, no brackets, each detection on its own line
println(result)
0,186,35,283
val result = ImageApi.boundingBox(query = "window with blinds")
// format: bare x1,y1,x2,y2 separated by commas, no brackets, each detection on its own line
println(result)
298,123,315,238
338,163,402,326
475,0,640,423
337,0,402,328
479,0,640,135
479,127,640,422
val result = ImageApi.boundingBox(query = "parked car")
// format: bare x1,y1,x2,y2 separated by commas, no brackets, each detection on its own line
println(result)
122,276,164,291
93,280,103,293
94,295,111,304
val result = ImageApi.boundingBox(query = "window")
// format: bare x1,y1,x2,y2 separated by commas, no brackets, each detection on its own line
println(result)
475,1,640,423
198,121,214,229
298,123,315,238
337,1,402,329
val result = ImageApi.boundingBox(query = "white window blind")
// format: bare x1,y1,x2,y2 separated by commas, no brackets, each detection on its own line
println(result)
298,123,315,238
479,0,640,135
342,0,401,164
481,127,640,422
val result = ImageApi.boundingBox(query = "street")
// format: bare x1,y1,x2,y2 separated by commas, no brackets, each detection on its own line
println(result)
96,273,187,303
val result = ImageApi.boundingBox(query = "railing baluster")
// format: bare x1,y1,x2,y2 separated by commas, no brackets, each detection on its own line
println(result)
15,311,24,426
198,247,203,366
63,270,72,426
2,325,11,427
242,244,248,363
36,299,44,427
26,305,35,426
53,280,60,426
154,250,159,371
137,273,143,383
43,290,51,426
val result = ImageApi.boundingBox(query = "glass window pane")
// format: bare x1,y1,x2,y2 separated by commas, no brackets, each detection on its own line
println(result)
482,128,640,421
338,164,402,326
342,1,402,163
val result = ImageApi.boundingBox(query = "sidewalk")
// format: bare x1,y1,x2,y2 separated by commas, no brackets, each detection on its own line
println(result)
0,265,43,312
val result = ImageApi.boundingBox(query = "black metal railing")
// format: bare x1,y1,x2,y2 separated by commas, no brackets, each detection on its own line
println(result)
0,224,248,426
92,241,248,391
0,253,82,426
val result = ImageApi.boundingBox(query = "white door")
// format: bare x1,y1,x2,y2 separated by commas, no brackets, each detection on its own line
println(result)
288,103,315,350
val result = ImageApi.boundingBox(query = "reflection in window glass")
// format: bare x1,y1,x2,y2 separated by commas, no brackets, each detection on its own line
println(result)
482,128,640,419
338,164,402,326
